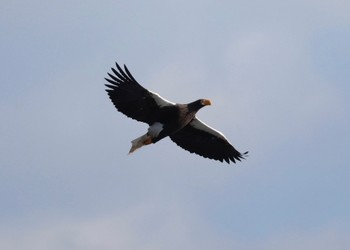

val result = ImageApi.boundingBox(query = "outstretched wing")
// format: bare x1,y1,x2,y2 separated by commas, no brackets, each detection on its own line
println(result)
170,118,248,163
105,62,174,124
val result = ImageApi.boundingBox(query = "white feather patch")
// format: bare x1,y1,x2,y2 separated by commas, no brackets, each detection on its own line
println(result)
149,91,175,107
190,118,229,141
148,122,164,137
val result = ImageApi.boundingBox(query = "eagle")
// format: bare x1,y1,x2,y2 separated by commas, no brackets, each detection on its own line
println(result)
105,62,248,164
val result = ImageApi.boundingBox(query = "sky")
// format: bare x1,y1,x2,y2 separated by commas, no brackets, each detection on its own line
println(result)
1,0,350,249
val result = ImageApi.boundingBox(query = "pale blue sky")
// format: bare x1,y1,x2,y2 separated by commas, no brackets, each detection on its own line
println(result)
1,0,349,249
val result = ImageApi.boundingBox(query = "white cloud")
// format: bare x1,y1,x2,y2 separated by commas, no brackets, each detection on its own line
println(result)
221,29,347,151
1,212,348,250
264,226,350,250
0,202,212,250
305,0,350,24
1,1,349,250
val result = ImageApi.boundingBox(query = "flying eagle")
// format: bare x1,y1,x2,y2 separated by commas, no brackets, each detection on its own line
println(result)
105,62,248,164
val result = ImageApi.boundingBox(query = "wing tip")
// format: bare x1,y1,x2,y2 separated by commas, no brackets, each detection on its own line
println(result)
226,150,248,164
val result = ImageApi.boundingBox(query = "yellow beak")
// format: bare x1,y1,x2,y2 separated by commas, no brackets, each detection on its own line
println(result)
202,99,212,106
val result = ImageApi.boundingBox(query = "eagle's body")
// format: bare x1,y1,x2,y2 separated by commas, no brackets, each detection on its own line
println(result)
105,62,247,164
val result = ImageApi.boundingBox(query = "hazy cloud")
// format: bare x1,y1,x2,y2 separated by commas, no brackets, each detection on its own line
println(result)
1,0,349,249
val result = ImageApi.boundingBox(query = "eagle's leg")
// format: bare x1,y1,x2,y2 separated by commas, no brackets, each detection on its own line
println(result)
128,133,153,154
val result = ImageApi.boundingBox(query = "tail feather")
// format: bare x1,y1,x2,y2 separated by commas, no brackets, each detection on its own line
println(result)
128,134,152,154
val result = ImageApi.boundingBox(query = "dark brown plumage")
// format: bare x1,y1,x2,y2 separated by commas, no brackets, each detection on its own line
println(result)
105,62,247,163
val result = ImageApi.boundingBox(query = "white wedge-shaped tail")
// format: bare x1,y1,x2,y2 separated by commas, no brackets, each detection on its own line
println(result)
128,122,164,154
128,134,152,154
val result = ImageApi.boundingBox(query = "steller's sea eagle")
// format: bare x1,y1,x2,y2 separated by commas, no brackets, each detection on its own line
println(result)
105,62,248,164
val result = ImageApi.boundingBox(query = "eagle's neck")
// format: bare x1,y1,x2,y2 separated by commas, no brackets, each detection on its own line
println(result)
187,100,203,113
176,103,199,128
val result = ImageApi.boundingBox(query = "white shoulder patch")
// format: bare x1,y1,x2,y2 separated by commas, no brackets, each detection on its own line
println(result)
190,118,228,141
149,91,175,107
148,122,164,137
